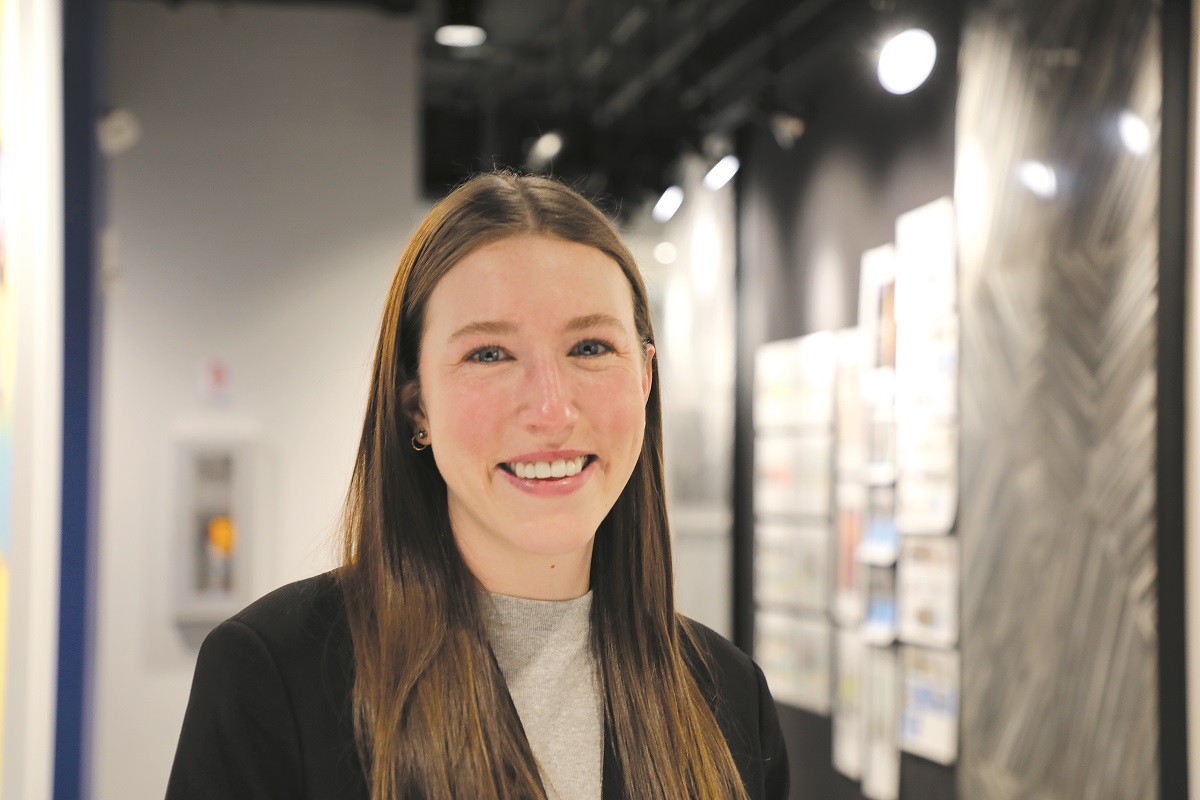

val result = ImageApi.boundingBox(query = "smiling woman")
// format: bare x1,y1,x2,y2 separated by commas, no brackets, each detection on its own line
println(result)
165,172,788,800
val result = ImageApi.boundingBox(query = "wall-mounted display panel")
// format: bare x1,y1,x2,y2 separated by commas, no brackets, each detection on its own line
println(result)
755,610,832,715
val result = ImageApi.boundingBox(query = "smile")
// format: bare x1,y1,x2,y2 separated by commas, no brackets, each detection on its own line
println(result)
500,455,596,480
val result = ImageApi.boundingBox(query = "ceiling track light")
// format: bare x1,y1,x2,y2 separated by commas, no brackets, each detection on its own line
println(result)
878,28,937,95
436,0,487,48
703,155,740,191
652,186,684,223
525,130,565,171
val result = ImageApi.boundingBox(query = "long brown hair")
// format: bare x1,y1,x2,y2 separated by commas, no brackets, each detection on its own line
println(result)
338,172,750,799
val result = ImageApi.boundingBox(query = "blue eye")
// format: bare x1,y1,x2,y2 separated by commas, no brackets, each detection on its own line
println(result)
573,339,613,357
467,346,506,363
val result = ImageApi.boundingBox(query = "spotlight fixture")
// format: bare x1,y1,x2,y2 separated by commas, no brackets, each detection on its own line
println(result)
878,28,937,95
703,155,740,191
435,0,487,48
525,130,564,170
652,186,684,223
769,112,806,150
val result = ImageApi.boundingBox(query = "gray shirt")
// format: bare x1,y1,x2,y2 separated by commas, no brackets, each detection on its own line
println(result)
483,591,603,800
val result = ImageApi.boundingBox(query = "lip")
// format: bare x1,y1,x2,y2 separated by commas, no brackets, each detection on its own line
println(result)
496,454,598,497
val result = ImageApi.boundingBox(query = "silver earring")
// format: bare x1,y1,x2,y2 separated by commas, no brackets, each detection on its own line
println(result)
411,428,429,451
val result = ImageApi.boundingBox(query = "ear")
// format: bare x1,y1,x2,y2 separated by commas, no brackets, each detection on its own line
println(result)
641,342,655,404
400,380,428,433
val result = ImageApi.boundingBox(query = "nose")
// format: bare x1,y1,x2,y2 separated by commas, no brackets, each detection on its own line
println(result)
521,356,579,432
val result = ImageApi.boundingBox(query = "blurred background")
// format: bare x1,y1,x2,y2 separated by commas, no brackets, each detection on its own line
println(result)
1,0,1194,798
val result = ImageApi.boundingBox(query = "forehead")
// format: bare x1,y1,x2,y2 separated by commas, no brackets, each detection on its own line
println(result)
423,234,638,330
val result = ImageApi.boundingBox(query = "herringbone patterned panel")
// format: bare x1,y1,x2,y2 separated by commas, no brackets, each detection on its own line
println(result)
956,1,1161,798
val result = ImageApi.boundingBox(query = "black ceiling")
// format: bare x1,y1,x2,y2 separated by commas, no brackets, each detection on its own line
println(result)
417,0,876,205
150,0,942,206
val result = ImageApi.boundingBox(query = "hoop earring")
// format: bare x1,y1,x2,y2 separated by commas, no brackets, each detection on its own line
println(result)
411,428,429,451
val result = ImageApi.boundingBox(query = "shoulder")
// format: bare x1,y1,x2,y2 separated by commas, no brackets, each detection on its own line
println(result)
678,616,790,800
228,570,347,644
200,570,353,708
677,617,765,740
679,617,759,694
169,572,363,798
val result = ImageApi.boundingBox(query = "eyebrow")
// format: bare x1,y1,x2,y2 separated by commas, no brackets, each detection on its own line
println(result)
447,313,628,342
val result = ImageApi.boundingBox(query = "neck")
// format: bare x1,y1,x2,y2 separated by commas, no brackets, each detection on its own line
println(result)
457,538,593,601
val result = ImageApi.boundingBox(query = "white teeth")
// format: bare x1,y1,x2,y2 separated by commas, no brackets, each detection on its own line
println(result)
508,456,588,480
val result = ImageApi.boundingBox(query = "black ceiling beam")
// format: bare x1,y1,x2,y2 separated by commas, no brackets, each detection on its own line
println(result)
677,0,848,112
591,0,751,127
149,0,419,14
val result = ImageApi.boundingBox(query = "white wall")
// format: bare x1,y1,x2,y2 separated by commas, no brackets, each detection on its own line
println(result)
624,156,739,638
97,3,421,797
2,0,64,796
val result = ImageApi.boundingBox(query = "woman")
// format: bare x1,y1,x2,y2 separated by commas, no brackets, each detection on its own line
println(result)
166,172,789,799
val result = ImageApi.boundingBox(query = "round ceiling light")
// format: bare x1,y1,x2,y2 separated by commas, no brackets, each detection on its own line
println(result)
878,29,937,95
435,24,487,47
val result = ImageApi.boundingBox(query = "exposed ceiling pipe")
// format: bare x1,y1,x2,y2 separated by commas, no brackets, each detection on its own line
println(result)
678,0,844,112
578,4,650,80
591,0,750,127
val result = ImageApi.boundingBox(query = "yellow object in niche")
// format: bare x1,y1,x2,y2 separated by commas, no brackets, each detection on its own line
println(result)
207,515,236,555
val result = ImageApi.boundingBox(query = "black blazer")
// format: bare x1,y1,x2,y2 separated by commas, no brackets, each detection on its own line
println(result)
166,573,789,799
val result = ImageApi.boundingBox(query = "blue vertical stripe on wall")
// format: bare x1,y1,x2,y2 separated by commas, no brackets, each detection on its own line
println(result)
57,0,105,796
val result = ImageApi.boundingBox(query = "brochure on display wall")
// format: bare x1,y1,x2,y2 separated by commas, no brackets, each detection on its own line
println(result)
897,535,959,648
900,645,960,765
894,196,957,323
833,628,866,779
858,244,898,370
833,483,867,625
862,645,901,800
858,485,901,566
753,521,831,613
753,434,834,519
863,368,898,486
895,424,958,535
896,475,958,536
863,567,898,646
895,315,959,424
755,610,831,715
753,332,838,431
835,328,869,477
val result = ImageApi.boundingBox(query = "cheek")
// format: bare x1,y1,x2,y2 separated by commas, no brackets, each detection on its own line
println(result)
429,379,507,460
584,372,648,448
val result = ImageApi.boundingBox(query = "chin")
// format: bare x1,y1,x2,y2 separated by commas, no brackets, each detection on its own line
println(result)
510,522,599,558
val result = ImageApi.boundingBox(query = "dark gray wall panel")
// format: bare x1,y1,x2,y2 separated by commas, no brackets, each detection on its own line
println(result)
956,2,1161,798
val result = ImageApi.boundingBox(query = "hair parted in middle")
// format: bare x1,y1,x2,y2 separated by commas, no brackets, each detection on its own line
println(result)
337,171,751,800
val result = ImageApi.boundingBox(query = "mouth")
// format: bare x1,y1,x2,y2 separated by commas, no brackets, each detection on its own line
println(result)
499,455,597,480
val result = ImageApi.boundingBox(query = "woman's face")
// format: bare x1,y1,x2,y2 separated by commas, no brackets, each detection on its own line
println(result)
413,234,654,593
